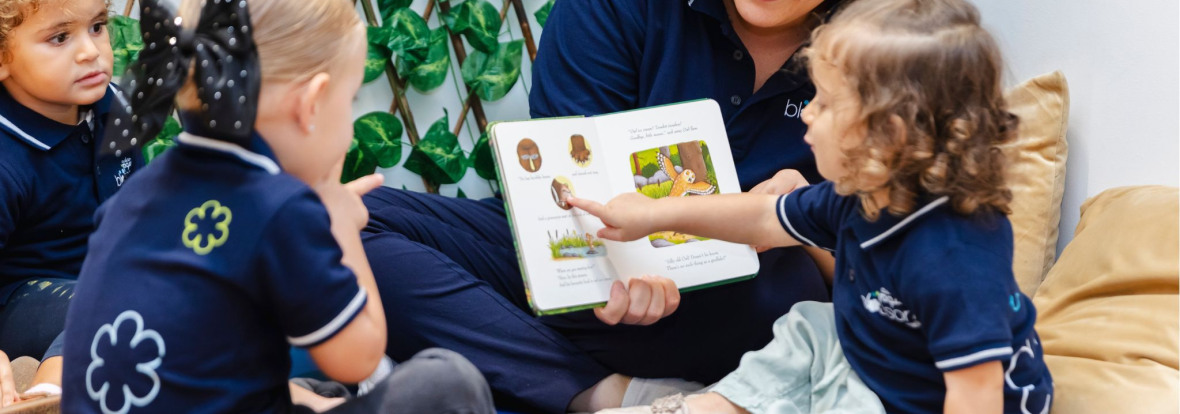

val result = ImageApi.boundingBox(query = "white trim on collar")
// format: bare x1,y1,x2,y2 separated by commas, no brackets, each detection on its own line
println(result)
859,196,950,249
0,84,115,150
0,114,49,150
176,132,280,175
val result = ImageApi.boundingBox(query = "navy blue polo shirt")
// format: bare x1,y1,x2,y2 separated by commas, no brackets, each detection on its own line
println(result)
0,84,138,303
530,0,820,190
62,129,367,413
776,182,1053,413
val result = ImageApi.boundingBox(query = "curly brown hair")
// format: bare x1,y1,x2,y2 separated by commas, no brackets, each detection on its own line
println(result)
0,0,111,63
804,0,1016,221
0,0,42,62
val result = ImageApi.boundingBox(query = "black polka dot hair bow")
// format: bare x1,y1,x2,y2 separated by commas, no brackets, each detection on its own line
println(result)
103,0,261,159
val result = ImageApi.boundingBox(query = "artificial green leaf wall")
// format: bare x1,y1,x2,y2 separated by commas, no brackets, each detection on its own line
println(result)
398,28,451,92
469,132,497,180
365,27,393,84
142,117,182,164
378,0,414,24
535,0,555,28
353,112,404,168
342,138,379,183
109,16,143,75
460,40,523,101
385,8,431,54
442,0,502,54
404,112,467,184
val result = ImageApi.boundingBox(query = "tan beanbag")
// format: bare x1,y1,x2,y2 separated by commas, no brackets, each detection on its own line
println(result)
1001,71,1070,295
1033,186,1179,414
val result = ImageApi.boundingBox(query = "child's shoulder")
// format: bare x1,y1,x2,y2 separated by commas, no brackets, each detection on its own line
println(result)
898,207,1014,272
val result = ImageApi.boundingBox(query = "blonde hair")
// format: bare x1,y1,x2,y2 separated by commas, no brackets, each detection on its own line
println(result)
804,0,1015,220
176,0,362,110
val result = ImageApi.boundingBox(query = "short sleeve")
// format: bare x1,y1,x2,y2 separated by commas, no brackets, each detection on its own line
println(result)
776,181,845,251
257,190,366,348
529,0,645,118
902,247,1017,372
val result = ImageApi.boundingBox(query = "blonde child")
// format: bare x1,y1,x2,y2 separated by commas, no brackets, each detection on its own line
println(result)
572,0,1053,412
60,0,492,412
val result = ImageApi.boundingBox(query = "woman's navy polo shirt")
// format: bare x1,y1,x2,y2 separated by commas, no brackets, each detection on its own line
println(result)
61,132,367,413
530,0,820,190
0,84,135,303
776,182,1053,413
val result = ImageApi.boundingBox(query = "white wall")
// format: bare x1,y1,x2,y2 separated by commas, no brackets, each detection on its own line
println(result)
973,0,1180,251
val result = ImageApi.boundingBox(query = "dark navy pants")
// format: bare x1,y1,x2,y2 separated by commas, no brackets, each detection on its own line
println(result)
361,188,829,413
0,278,75,360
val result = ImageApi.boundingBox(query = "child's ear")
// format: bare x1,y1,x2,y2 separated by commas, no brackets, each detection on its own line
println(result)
294,72,332,135
0,63,9,82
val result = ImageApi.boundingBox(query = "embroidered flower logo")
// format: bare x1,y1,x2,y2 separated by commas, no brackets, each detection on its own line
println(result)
87,310,166,414
182,200,232,255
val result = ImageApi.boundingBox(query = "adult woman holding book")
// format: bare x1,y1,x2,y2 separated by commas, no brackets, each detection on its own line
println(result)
360,0,842,412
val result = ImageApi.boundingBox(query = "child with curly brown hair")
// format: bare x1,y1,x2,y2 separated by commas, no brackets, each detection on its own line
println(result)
0,0,128,404
572,0,1053,412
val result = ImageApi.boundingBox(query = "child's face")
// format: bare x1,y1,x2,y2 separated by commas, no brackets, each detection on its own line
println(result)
801,58,862,181
0,0,112,120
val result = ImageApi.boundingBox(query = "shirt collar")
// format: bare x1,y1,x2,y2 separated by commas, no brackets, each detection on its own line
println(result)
0,84,116,151
175,119,280,175
852,196,950,250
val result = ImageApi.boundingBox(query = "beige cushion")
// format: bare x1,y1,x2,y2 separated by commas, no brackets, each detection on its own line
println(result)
1033,186,1179,414
1001,71,1070,295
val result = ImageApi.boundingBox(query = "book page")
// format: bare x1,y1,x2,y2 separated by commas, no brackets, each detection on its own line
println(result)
590,100,760,289
490,118,619,313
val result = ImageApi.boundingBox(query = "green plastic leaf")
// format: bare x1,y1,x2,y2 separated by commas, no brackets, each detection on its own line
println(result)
534,0,555,28
469,132,497,180
442,0,501,54
404,112,467,184
353,112,404,168
385,8,431,54
142,117,182,164
399,28,451,93
365,27,393,84
456,188,468,199
342,138,379,184
378,0,414,24
460,40,523,101
108,16,143,76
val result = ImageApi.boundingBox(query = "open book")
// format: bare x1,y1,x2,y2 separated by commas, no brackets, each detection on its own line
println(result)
489,99,760,315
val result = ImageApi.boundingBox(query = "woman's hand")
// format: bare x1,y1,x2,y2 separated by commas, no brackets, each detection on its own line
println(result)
594,276,681,326
0,350,18,407
747,170,810,253
566,194,658,242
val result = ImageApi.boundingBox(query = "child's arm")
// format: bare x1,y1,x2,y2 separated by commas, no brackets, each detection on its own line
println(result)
567,193,801,248
943,360,1003,414
307,173,388,384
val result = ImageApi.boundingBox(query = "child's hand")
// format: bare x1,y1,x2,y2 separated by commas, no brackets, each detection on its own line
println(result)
594,276,681,326
566,194,657,241
315,161,385,233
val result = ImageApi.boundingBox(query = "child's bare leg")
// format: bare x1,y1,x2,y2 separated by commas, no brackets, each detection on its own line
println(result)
685,392,749,414
27,356,60,388
570,374,631,412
